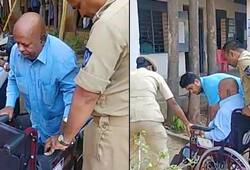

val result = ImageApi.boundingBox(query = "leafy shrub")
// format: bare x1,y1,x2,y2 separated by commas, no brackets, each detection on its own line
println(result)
171,116,185,133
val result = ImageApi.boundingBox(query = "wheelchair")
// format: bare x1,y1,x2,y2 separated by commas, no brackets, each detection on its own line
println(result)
171,109,250,170
0,113,91,170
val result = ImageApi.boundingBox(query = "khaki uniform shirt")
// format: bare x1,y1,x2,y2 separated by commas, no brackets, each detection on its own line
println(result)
75,0,128,116
237,50,250,105
130,68,174,122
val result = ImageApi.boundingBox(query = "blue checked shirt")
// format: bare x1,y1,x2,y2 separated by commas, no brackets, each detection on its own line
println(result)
204,94,244,142
6,34,78,143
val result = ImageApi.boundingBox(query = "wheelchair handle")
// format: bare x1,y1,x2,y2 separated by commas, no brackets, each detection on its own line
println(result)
191,124,214,132
75,117,93,140
83,117,93,128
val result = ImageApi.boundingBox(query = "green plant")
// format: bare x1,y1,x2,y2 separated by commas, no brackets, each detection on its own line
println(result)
171,116,185,133
130,130,195,170
49,30,59,37
48,30,89,56
63,31,89,56
130,130,152,170
64,35,85,55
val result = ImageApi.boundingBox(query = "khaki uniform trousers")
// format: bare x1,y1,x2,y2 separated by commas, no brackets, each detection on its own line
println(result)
82,115,129,170
130,121,169,169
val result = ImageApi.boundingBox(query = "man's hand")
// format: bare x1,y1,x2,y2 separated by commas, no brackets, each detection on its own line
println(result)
185,122,193,137
0,59,9,72
0,59,5,67
3,62,10,72
199,130,205,137
44,135,68,156
0,106,14,121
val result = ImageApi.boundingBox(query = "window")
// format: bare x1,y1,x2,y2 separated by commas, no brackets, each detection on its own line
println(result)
234,0,246,5
138,9,164,54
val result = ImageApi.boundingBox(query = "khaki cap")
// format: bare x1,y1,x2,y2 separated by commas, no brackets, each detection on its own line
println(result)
141,56,157,71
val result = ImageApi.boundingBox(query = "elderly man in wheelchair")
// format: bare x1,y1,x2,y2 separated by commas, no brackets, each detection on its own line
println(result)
171,77,250,169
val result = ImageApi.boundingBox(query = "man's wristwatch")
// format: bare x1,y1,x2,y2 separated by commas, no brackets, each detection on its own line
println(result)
57,134,70,147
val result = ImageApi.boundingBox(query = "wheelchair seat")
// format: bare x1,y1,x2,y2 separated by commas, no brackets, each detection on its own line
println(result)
227,109,250,154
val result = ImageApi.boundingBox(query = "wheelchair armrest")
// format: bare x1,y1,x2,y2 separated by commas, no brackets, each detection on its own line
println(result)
191,124,214,132
0,115,9,123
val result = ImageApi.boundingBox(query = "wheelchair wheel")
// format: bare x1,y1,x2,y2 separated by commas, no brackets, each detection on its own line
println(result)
195,146,250,170
242,148,250,164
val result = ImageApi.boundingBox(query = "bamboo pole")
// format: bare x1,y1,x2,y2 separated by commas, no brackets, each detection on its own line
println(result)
8,0,11,11
3,0,18,32
58,0,62,29
59,0,67,39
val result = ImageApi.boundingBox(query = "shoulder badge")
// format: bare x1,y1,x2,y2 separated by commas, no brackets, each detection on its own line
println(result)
244,65,250,76
82,48,92,68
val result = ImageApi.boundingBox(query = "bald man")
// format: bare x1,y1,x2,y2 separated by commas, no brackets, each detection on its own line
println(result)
204,78,244,142
0,12,78,146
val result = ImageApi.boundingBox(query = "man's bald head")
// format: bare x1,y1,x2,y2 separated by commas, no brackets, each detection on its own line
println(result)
14,12,46,40
13,12,46,59
218,78,239,100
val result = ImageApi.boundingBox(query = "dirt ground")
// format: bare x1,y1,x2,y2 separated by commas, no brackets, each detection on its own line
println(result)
167,131,189,162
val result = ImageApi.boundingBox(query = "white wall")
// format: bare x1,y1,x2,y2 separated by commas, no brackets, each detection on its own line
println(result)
130,0,140,71
141,53,168,78
142,52,187,95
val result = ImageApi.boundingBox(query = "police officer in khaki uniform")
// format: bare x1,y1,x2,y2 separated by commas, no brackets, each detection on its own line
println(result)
223,40,250,117
130,56,191,169
44,0,129,170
